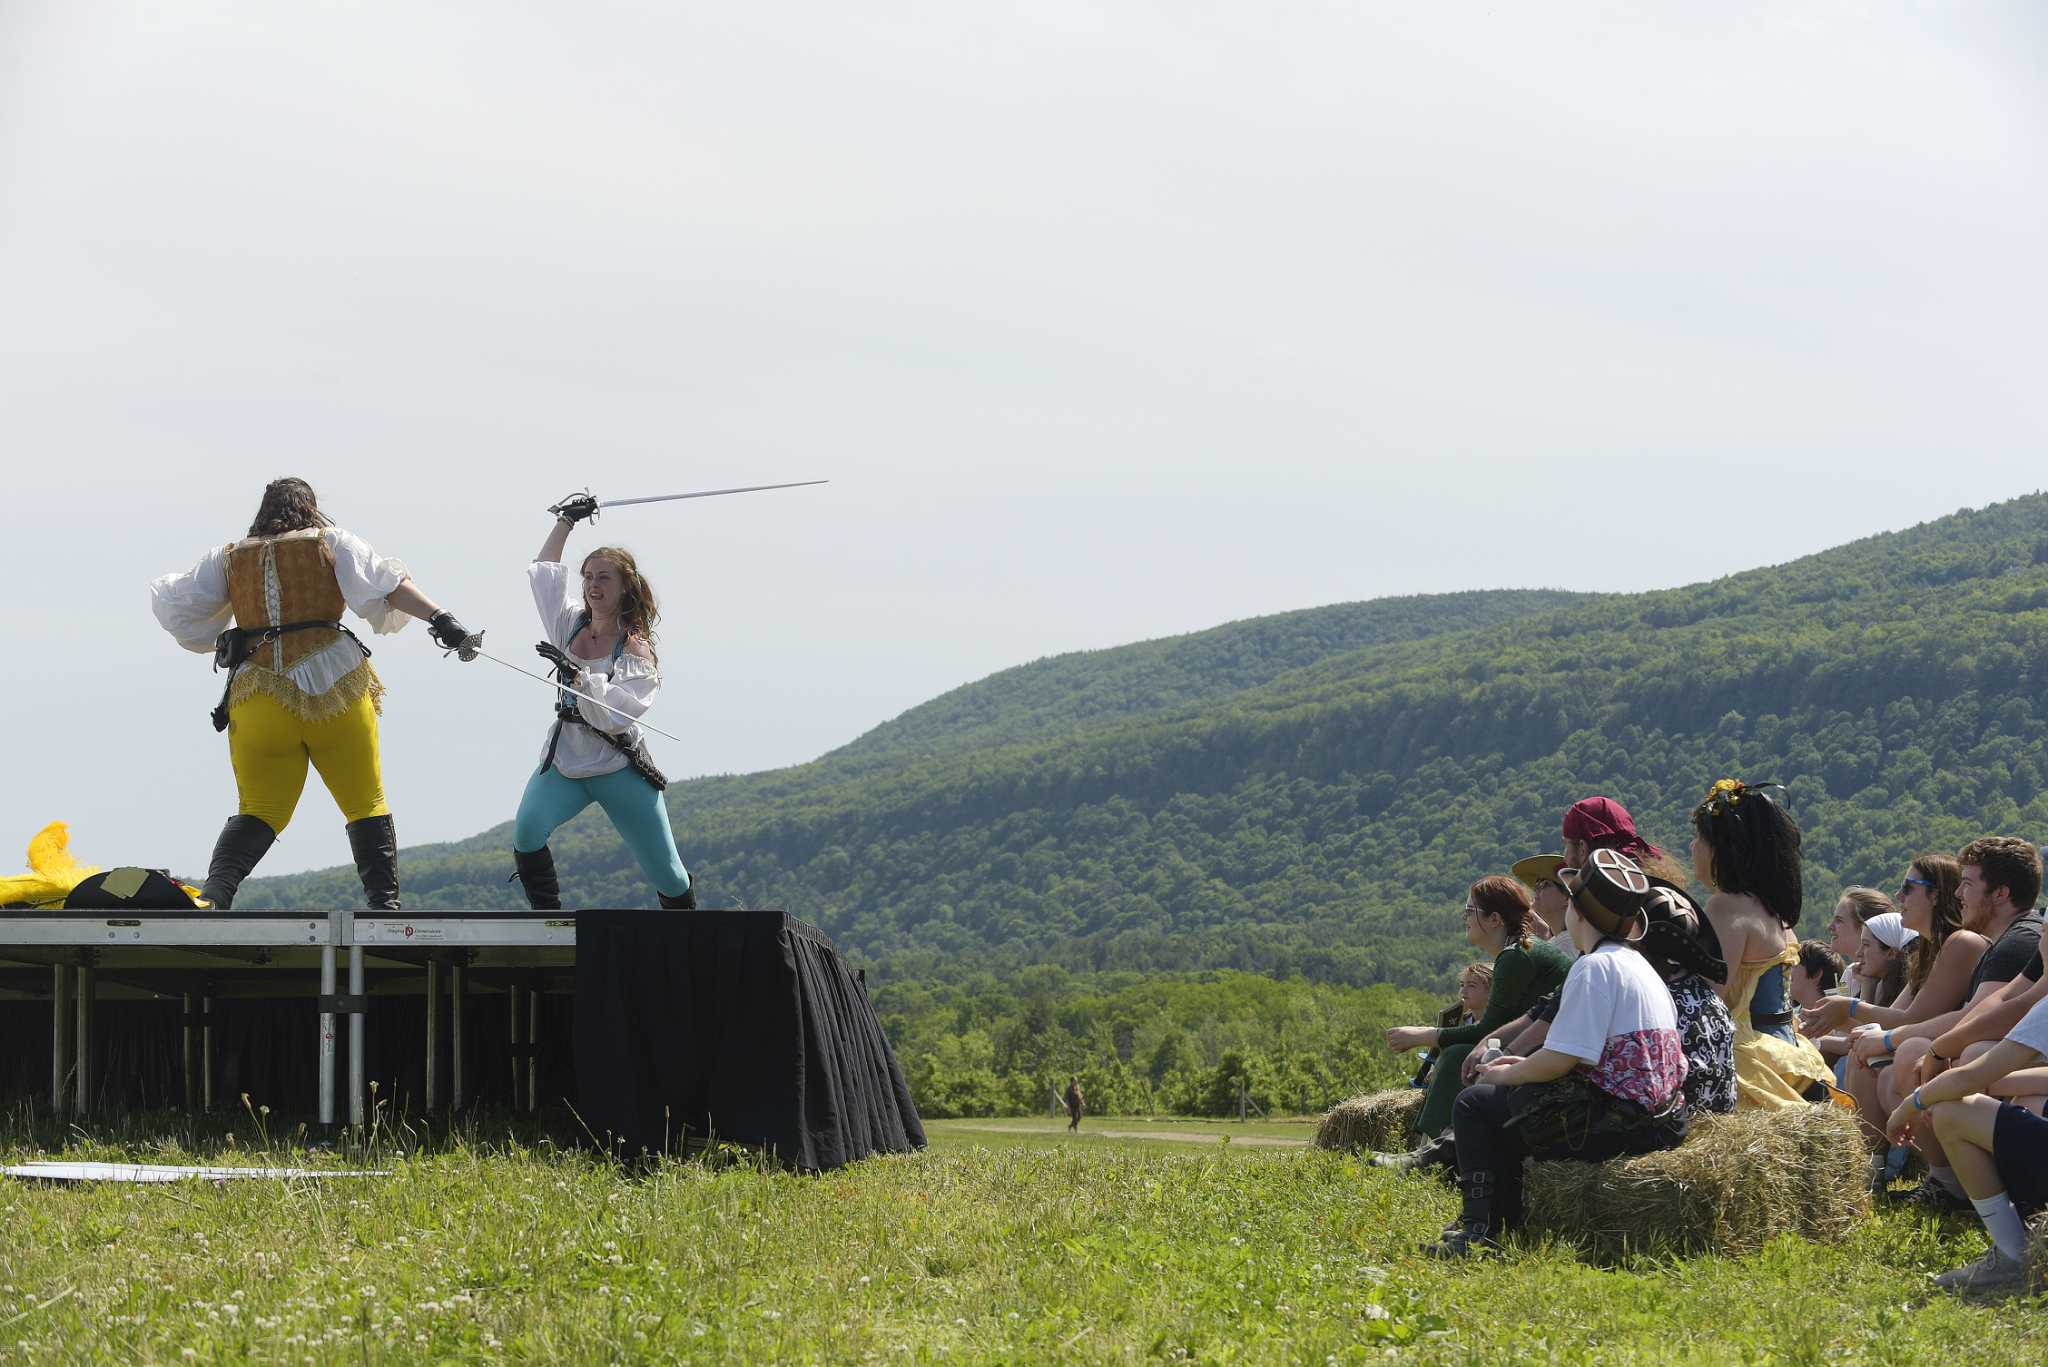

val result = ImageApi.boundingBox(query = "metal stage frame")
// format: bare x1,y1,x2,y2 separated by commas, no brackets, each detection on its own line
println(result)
0,910,575,1128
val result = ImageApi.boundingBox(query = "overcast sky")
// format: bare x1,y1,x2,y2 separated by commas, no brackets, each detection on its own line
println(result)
3,2,2044,879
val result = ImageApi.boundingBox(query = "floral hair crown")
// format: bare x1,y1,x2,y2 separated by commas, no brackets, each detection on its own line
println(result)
1703,778,1785,815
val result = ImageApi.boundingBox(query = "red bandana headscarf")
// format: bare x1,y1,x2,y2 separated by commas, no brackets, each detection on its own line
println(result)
1562,796,1662,862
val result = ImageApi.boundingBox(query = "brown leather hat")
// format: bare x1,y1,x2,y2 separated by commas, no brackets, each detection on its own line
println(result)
1566,848,1652,936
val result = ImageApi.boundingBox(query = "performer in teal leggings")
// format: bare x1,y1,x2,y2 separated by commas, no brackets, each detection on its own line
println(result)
509,498,695,910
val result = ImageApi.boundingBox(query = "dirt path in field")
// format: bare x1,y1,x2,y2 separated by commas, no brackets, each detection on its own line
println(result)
941,1124,1309,1149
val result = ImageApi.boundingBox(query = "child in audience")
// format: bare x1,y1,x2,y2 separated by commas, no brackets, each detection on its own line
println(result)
1413,964,1493,1088
1791,939,1844,1008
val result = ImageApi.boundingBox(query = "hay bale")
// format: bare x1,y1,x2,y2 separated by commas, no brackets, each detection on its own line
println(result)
1315,1089,1424,1154
1523,1103,1871,1262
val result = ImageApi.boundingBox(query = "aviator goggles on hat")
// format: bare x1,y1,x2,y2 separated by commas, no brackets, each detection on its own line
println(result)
1558,848,1653,937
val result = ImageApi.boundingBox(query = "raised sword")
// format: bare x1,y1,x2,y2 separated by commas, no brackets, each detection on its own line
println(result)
548,480,827,523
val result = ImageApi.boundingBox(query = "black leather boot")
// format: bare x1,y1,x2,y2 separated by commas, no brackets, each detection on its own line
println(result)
1423,1168,1500,1259
200,815,277,910
346,815,401,910
657,881,697,910
513,847,562,911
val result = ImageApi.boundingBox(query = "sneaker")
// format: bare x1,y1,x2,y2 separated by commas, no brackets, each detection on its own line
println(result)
1887,1178,1970,1213
1932,1247,2028,1297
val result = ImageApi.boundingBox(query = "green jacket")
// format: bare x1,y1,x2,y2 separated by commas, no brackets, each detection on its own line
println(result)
1436,938,1573,1049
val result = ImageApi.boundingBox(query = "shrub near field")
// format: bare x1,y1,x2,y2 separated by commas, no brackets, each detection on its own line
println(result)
878,969,1436,1118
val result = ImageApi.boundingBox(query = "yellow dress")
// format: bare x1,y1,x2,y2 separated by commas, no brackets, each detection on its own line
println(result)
1729,942,1835,1110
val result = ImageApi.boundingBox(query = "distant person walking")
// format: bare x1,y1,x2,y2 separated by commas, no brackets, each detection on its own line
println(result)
1065,1076,1085,1132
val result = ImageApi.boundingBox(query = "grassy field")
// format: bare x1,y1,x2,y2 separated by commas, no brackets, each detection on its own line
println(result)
0,1114,2044,1363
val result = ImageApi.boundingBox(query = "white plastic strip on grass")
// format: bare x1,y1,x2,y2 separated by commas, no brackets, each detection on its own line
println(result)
2,1162,389,1184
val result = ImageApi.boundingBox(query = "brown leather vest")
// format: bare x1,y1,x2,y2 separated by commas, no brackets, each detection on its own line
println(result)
223,530,346,672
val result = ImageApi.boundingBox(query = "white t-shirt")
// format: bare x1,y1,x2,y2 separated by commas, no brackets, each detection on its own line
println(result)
2008,993,2048,1058
1546,941,1688,1109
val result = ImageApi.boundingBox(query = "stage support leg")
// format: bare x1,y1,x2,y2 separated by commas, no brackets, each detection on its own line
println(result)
527,985,540,1114
348,945,365,1131
509,984,526,1113
319,944,336,1128
181,991,196,1111
75,963,95,1117
201,997,215,1111
451,963,466,1113
51,965,72,1117
425,960,441,1113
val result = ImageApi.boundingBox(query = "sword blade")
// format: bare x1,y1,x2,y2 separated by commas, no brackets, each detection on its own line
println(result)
598,479,828,509
470,649,687,746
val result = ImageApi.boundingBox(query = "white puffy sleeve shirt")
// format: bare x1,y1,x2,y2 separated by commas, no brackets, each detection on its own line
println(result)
529,559,665,780
149,528,413,696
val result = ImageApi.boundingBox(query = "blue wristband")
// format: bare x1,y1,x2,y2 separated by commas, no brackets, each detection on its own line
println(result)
1883,1030,1895,1053
1848,998,1859,1021
1911,1086,1927,1112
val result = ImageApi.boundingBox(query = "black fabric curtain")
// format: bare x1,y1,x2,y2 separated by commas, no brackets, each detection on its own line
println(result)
572,909,924,1170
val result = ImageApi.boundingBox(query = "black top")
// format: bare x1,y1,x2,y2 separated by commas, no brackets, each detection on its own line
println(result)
1965,910,2045,1000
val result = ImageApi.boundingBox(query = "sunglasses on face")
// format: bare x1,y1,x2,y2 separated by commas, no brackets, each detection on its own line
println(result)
1900,875,1932,896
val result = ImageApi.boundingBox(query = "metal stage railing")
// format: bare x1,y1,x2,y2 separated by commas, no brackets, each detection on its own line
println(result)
0,910,575,1128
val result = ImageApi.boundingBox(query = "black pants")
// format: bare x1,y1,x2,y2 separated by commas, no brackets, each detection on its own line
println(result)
1452,1081,1680,1230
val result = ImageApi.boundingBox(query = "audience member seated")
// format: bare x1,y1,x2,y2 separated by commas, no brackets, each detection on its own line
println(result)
1511,854,1578,959
1427,849,1689,1258
1824,890,1878,995
1640,884,1737,1118
1803,857,1979,1164
1690,779,1836,1108
1380,877,1571,1170
1469,800,1694,1077
1412,963,1493,1089
1881,838,2044,1208
1803,892,1900,1079
1885,985,2048,1297
1791,938,1845,1010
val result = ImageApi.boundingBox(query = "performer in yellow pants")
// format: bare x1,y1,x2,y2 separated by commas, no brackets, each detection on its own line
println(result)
152,478,475,909
226,689,389,832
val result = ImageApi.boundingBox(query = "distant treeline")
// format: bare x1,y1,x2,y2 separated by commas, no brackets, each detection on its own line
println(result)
876,967,1436,1119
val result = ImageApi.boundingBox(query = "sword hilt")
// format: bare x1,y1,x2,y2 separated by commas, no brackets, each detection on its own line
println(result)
547,490,600,525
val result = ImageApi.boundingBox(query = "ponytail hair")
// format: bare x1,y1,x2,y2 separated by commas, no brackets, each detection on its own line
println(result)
1469,875,1535,948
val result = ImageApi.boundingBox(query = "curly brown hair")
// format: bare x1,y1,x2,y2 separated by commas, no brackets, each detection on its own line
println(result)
580,545,661,661
1958,836,2043,917
247,478,331,537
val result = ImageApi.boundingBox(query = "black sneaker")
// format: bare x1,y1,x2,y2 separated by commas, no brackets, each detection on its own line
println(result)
1888,1178,1970,1213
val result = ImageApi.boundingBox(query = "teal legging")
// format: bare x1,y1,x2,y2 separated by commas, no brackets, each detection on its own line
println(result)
512,766,691,898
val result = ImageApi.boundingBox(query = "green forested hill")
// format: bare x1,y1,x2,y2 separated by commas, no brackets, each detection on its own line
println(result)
252,496,2048,990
